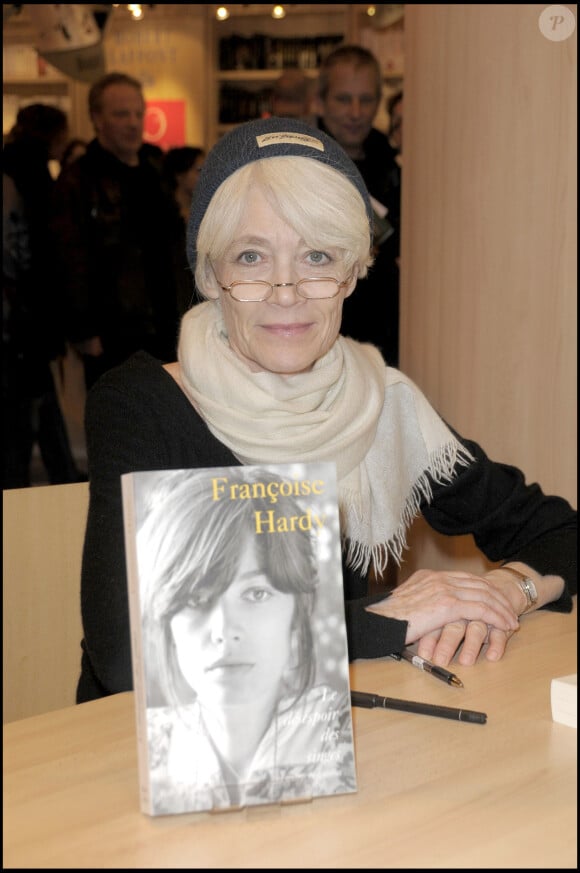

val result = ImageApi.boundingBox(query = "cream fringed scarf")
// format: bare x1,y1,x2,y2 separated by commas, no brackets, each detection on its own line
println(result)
177,302,473,575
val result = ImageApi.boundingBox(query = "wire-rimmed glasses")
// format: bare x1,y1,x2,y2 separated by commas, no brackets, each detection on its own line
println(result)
212,273,351,302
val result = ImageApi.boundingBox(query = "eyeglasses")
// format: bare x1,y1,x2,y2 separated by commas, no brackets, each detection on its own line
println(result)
214,276,352,303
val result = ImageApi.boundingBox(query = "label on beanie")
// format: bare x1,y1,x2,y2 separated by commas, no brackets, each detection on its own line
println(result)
256,132,324,152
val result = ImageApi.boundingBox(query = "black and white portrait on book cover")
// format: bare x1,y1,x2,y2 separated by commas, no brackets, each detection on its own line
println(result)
122,462,357,815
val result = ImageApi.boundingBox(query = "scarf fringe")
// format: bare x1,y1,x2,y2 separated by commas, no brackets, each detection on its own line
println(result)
178,304,476,582
343,441,473,577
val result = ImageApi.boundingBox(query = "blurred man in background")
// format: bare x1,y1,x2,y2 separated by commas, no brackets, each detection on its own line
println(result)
315,45,401,365
51,72,183,389
270,68,315,123
386,89,403,156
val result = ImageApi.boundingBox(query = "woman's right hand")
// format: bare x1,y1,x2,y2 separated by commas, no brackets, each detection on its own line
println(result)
365,568,520,648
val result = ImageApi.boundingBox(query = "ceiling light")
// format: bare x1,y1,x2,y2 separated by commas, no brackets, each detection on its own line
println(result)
272,5,286,19
216,6,230,20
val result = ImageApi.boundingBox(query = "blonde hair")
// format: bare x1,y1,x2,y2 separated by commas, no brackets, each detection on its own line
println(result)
195,156,373,298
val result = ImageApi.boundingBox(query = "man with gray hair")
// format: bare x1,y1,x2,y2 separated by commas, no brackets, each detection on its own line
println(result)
315,46,401,366
51,72,182,389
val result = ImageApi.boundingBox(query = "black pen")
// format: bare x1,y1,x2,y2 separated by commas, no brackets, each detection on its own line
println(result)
391,650,464,688
351,690,487,724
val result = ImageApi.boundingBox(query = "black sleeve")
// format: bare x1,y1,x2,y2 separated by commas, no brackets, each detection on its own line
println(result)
344,595,408,662
421,429,577,611
340,559,408,661
77,371,176,701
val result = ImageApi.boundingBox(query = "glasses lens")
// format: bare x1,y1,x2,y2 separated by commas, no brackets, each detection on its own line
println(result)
297,279,341,299
229,282,272,302
227,278,343,301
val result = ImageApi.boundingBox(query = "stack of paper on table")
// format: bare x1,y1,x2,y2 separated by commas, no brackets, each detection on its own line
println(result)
550,673,577,728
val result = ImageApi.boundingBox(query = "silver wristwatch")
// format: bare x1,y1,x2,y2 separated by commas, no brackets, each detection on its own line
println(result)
502,566,538,613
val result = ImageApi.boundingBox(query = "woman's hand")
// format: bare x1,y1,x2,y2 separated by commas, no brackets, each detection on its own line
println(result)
365,568,520,666
414,620,515,667
388,564,565,667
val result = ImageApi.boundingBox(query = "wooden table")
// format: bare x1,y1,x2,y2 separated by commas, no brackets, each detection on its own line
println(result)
4,604,577,869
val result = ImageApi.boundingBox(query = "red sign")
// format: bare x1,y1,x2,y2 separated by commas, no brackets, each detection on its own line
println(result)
144,100,185,150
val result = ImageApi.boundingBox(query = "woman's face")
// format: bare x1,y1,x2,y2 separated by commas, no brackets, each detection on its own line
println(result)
170,539,296,708
208,186,356,374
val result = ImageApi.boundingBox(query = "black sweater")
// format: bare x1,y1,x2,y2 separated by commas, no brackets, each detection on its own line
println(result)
77,352,577,702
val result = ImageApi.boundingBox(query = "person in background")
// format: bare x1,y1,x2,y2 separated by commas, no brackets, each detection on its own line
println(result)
3,103,84,488
75,117,576,706
139,466,354,813
50,72,183,390
385,90,403,270
163,146,206,314
60,137,88,168
386,90,403,156
270,68,315,123
314,45,401,366
163,146,205,225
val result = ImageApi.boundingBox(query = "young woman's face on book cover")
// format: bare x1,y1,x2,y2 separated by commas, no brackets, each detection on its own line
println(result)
170,538,296,707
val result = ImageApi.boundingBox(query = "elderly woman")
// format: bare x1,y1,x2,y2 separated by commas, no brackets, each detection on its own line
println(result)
77,117,576,704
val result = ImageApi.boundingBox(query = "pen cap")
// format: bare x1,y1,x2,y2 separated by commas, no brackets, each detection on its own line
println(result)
460,710,487,724
350,691,375,708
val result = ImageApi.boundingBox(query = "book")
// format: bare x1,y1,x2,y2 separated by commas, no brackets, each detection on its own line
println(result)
121,462,357,816
550,673,577,729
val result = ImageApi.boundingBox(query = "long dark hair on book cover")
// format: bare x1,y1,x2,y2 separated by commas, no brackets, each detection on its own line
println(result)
138,467,319,709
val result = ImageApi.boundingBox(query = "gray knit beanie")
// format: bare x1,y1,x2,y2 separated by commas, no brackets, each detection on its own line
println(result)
186,116,372,276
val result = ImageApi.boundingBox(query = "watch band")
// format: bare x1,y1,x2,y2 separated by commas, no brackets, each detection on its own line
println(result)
501,566,538,613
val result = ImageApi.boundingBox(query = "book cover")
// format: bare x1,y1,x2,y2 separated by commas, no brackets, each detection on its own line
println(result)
121,462,357,816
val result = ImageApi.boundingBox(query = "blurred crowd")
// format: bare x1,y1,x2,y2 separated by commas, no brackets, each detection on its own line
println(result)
3,74,205,489
3,47,402,490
